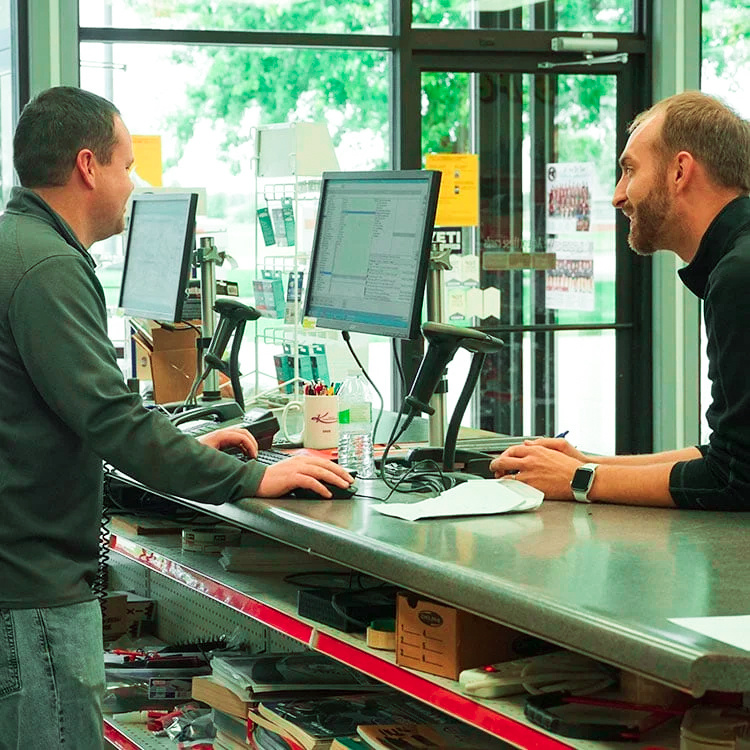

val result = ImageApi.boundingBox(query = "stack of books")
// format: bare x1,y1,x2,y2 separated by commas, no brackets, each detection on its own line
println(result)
192,651,384,749
192,650,511,750
250,692,512,750
208,652,386,701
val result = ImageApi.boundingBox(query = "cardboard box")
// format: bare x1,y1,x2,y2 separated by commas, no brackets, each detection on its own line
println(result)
132,324,232,404
108,590,157,638
101,592,129,641
110,590,157,622
150,326,200,404
396,593,536,680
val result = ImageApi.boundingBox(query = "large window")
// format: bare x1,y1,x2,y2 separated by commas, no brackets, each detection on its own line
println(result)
80,0,650,451
80,42,389,262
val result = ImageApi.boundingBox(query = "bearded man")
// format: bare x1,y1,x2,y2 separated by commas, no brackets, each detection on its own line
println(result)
490,91,750,509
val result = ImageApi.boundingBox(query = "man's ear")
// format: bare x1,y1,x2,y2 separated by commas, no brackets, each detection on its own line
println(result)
673,151,696,193
74,149,97,189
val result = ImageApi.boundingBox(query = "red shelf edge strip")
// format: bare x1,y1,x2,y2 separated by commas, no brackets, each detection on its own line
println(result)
103,719,142,750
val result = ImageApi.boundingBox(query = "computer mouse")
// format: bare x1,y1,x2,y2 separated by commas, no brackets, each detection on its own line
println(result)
289,480,358,500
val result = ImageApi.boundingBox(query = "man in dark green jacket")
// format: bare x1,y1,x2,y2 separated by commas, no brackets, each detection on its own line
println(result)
0,86,352,748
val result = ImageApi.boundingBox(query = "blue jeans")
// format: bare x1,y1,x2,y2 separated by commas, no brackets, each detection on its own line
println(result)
0,600,105,749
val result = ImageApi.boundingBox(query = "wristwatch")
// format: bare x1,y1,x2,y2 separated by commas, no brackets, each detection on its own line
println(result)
570,462,598,503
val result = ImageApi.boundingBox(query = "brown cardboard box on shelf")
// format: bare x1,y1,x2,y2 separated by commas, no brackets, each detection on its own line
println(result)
108,590,157,638
396,593,537,680
101,592,129,641
149,325,200,404
131,323,233,404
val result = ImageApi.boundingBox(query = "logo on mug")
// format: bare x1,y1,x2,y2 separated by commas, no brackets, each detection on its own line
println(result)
312,411,337,424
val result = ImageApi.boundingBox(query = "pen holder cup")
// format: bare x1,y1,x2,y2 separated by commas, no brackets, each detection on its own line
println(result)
280,395,339,449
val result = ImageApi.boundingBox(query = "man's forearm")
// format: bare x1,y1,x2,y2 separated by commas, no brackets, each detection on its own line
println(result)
585,446,702,466
586,461,678,507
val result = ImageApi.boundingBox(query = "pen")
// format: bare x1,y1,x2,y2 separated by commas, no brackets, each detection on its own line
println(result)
555,430,569,438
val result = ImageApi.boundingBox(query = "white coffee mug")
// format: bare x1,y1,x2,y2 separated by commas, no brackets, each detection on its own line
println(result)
280,395,339,449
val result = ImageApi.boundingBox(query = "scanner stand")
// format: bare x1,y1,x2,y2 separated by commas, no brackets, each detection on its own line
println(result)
405,446,495,479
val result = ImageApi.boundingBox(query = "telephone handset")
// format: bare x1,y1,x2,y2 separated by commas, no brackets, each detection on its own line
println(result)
169,401,244,427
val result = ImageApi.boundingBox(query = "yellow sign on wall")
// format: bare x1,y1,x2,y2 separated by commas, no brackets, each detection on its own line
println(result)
425,153,479,227
131,135,163,187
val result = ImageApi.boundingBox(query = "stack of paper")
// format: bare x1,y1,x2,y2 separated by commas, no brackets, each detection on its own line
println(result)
373,478,543,521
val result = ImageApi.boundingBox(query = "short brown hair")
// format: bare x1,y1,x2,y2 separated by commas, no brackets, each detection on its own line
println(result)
13,86,121,188
630,91,750,194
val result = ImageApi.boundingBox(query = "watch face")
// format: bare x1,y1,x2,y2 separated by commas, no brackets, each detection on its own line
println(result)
571,467,594,492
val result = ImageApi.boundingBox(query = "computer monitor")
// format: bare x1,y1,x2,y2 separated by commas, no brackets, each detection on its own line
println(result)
118,192,199,323
303,170,441,339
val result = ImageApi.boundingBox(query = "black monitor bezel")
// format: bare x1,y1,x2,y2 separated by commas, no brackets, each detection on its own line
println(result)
302,170,441,340
118,192,198,323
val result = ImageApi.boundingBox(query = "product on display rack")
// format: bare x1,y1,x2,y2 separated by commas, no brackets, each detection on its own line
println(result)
337,373,376,479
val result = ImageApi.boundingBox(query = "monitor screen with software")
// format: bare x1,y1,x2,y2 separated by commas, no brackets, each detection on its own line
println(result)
303,170,441,339
118,192,198,323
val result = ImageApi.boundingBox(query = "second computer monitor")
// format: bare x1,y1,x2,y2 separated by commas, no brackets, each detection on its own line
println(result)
118,192,198,323
303,170,441,339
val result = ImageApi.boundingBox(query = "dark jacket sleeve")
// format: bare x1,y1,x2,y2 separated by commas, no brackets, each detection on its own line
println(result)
668,445,748,510
10,253,266,504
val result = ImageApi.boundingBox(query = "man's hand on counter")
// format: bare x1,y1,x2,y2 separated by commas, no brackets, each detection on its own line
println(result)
490,440,581,500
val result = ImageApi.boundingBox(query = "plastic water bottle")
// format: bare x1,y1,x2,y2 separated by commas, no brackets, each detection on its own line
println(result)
337,372,376,479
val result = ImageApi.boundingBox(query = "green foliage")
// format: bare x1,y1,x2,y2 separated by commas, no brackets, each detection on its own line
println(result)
421,72,471,155
133,0,744,177
556,75,618,189
137,0,466,170
701,0,750,84
555,0,631,31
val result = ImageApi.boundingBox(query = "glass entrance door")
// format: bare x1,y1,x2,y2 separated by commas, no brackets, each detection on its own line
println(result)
420,66,648,455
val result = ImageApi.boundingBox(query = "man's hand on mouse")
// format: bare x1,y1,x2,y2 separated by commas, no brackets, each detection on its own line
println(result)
256,454,354,499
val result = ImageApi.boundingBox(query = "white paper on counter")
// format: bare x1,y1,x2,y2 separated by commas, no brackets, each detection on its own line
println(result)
373,479,543,521
669,615,750,652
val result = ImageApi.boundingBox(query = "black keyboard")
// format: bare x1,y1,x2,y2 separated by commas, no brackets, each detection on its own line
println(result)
221,446,291,464
179,419,222,437
255,448,293,465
